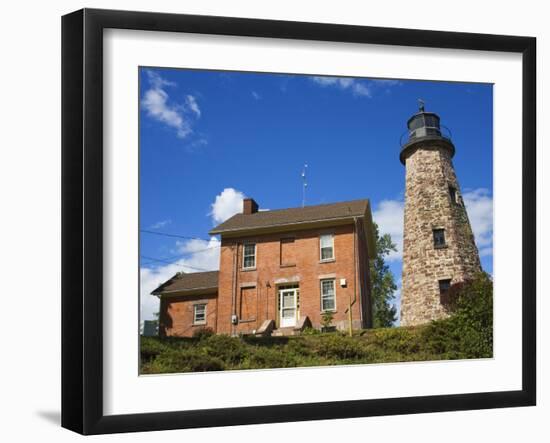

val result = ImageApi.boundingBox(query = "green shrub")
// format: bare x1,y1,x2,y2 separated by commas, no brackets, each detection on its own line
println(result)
315,334,366,360
368,327,421,354
202,334,247,364
300,327,321,336
144,349,225,373
140,275,493,374
192,327,215,340
285,337,314,357
241,346,299,369
423,272,493,359
321,311,334,330
140,337,170,362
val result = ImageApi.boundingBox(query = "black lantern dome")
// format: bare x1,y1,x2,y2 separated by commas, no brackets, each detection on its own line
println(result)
400,100,454,164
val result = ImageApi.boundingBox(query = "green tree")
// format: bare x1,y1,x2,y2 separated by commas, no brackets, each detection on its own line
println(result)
370,222,398,328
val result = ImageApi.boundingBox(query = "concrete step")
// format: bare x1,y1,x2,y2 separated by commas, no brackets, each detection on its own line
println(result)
271,327,297,337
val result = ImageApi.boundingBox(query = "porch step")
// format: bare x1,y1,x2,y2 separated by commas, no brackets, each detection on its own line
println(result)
271,327,298,337
294,316,312,332
256,319,275,336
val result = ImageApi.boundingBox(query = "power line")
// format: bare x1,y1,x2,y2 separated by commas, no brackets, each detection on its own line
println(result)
140,255,214,272
140,244,221,266
141,229,214,242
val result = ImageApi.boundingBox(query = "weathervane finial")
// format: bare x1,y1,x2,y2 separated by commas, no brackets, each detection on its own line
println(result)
418,98,425,112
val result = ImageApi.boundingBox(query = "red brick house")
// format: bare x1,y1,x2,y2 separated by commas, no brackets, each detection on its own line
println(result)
153,198,376,337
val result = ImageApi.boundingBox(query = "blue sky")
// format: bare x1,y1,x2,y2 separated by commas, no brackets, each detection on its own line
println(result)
139,67,493,324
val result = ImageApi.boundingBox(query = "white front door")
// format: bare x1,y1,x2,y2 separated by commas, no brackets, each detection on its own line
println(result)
279,288,298,328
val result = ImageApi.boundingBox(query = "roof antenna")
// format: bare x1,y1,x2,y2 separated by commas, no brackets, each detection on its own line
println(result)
301,163,308,207
418,98,425,112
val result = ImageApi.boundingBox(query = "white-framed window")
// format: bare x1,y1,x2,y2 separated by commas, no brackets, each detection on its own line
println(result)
319,234,334,261
242,243,256,269
320,279,336,312
193,303,206,325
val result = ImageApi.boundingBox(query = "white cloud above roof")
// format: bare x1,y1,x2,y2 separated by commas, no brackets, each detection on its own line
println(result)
209,188,245,224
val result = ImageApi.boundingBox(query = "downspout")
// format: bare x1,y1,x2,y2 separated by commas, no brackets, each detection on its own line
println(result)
347,217,358,337
231,242,238,336
357,219,364,327
256,275,260,331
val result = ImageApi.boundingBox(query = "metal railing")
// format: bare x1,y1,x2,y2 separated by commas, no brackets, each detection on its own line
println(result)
399,125,453,147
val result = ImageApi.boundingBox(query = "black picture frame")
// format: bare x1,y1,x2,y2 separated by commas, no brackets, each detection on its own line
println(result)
62,8,536,435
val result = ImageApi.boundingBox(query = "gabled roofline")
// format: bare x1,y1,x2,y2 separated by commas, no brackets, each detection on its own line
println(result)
209,214,365,237
150,273,179,295
153,286,218,297
150,270,219,295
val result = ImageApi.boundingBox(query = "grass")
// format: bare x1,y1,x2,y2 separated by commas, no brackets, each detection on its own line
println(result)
140,322,492,374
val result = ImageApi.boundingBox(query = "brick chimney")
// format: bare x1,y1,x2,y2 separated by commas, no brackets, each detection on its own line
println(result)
243,198,259,215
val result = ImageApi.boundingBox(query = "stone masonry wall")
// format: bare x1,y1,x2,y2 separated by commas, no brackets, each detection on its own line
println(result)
400,145,481,326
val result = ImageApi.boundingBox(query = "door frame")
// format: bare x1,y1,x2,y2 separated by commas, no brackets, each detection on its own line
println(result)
277,284,299,328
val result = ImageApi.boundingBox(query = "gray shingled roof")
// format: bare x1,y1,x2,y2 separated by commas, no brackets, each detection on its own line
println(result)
209,199,370,235
151,270,218,295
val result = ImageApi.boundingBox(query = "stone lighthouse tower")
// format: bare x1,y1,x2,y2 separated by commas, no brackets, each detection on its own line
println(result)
400,101,481,326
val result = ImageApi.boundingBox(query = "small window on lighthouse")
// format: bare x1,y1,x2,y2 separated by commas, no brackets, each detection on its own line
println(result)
433,229,446,248
449,185,459,205
439,279,452,295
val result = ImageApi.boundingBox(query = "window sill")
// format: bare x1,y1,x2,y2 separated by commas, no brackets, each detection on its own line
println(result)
241,267,257,272
280,263,296,268
238,318,256,323
319,259,336,264
434,245,448,250
192,322,207,327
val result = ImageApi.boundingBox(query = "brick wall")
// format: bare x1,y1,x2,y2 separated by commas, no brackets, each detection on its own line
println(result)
217,223,370,335
159,293,218,337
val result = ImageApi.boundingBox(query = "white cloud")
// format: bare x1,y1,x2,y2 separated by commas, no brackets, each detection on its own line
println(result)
140,237,220,322
311,76,372,97
462,188,493,254
371,188,493,264
140,188,246,322
209,188,245,224
142,88,191,138
251,91,261,100
150,219,171,229
373,199,405,262
141,70,202,140
185,94,201,118
147,70,176,89
310,76,403,98
189,138,208,150
370,79,402,87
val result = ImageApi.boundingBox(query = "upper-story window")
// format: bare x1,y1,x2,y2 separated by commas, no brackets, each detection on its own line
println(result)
433,229,446,248
242,243,256,269
320,234,335,261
